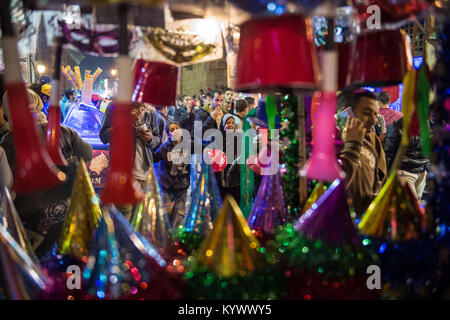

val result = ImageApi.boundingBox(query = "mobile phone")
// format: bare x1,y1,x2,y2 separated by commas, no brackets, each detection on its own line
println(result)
337,107,355,129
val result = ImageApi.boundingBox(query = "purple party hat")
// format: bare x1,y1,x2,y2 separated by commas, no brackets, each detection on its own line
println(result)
294,179,358,246
247,171,287,234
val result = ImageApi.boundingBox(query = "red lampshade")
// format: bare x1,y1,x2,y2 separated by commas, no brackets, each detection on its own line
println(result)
316,42,351,90
235,14,320,93
347,29,412,88
132,59,179,106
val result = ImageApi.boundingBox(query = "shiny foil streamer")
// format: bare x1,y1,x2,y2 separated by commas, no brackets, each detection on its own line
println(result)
358,170,428,241
58,160,102,260
0,186,38,263
247,170,287,236
295,179,359,247
131,164,172,251
0,224,48,300
82,206,183,300
174,163,222,252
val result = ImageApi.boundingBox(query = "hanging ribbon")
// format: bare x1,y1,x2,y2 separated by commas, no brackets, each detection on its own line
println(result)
416,64,432,157
400,68,417,146
265,95,277,140
240,109,255,218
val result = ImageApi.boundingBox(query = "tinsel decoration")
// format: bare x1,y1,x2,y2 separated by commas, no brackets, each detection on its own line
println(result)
184,195,285,299
82,206,185,300
173,163,222,253
130,164,172,251
266,179,378,299
279,95,300,218
296,179,359,247
57,160,101,260
300,182,327,215
358,170,427,241
0,224,48,300
247,170,287,243
267,223,379,300
0,186,38,263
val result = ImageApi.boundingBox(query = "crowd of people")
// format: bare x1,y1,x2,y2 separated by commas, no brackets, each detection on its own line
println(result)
0,71,431,260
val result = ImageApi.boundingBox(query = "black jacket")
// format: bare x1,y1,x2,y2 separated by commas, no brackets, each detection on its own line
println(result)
99,103,161,163
384,117,430,173
215,120,241,188
174,106,196,135
0,124,93,214
153,140,190,192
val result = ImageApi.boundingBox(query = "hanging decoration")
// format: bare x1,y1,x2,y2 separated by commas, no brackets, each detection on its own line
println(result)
0,0,65,193
235,13,319,93
46,37,68,166
300,92,345,181
141,18,223,66
100,3,145,206
132,59,179,106
347,29,413,88
280,95,300,218
352,0,430,25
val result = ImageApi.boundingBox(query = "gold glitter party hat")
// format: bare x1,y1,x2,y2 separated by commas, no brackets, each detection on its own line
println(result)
358,170,427,241
195,195,263,277
58,159,102,259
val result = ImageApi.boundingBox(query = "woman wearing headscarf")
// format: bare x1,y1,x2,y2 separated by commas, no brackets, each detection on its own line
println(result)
0,88,92,259
216,113,241,204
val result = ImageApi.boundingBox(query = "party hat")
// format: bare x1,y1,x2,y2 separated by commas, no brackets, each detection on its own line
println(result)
195,195,263,277
0,186,37,263
358,170,427,241
295,179,358,247
130,164,171,250
0,224,48,299
58,159,102,260
177,163,222,247
83,206,182,300
300,182,327,215
247,171,287,235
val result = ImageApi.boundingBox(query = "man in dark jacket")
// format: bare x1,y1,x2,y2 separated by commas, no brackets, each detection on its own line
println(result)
174,95,196,135
340,91,387,216
100,101,161,218
195,90,227,144
384,117,430,200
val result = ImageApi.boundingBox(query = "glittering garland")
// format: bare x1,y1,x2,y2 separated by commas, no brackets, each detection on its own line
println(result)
269,224,379,279
266,224,380,299
182,249,286,300
280,96,300,218
172,225,205,254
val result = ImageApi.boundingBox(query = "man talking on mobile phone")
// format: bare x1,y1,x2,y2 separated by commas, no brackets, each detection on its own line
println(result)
339,90,387,217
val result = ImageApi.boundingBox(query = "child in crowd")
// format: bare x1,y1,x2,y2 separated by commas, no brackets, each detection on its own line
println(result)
153,121,190,229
